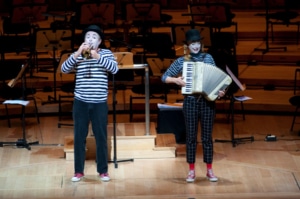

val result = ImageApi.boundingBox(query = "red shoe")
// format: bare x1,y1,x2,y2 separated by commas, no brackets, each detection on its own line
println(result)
71,173,84,182
206,169,218,182
186,170,195,182
100,173,110,182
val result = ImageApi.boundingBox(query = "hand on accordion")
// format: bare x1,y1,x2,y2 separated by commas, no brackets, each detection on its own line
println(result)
167,76,185,87
217,90,226,99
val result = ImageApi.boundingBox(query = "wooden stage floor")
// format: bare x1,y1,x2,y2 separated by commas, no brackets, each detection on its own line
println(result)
0,110,300,199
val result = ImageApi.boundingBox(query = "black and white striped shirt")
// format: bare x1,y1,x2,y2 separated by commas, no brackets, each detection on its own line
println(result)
61,48,118,103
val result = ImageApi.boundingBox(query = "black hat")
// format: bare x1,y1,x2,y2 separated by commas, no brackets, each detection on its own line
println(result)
82,24,104,40
185,29,201,43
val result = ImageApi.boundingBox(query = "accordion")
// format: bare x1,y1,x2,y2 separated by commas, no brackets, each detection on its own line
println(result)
181,61,232,101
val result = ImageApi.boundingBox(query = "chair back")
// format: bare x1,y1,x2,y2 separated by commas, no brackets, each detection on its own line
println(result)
293,68,300,95
74,2,116,30
172,24,212,49
211,32,236,56
125,2,161,22
47,0,73,12
146,58,175,77
111,52,135,82
189,3,235,29
143,33,175,58
10,3,48,24
12,0,46,6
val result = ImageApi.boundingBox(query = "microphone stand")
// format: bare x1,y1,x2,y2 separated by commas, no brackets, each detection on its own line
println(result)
0,62,39,150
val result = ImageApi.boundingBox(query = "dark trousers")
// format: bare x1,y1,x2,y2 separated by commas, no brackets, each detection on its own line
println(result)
183,96,215,164
73,99,108,174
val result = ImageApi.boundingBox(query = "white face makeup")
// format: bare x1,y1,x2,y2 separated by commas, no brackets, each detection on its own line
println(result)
84,31,101,49
188,41,201,54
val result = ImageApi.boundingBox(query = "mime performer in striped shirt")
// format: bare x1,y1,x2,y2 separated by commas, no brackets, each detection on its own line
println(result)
161,29,225,183
61,24,118,182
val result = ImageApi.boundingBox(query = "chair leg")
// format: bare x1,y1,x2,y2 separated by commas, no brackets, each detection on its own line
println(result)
5,104,11,128
227,99,245,121
122,89,126,110
129,95,133,122
290,106,299,131
58,94,62,122
297,22,299,45
271,22,274,42
241,101,245,120
58,95,62,128
57,94,74,128
234,22,238,45
33,97,40,124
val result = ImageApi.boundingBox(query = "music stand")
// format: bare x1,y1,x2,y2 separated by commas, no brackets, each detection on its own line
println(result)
109,52,134,168
254,0,287,54
0,61,39,150
215,66,254,147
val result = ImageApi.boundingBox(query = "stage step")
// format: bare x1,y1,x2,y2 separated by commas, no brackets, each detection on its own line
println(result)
64,122,177,161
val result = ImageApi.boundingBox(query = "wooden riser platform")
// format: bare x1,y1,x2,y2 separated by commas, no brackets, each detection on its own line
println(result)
64,122,176,161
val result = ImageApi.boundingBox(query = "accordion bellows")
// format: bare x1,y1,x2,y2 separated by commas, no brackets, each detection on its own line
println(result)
181,62,232,101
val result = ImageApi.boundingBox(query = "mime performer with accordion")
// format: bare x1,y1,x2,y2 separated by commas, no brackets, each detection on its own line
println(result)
161,29,227,183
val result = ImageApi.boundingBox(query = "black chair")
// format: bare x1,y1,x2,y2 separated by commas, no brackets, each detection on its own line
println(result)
125,2,172,56
189,2,238,44
3,2,52,80
143,33,175,58
57,51,75,128
211,32,236,57
46,0,75,31
269,0,300,44
73,1,116,30
0,2,47,60
289,68,300,131
0,0,9,17
124,1,164,31
71,1,117,47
